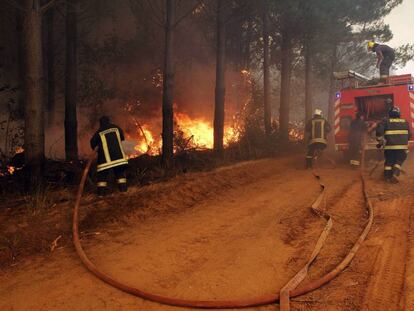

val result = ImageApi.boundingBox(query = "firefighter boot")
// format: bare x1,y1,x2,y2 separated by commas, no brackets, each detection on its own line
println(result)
393,164,401,177
117,178,128,192
384,166,393,182
96,182,108,197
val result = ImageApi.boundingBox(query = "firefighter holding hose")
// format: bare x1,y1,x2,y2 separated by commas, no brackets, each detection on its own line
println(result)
305,109,331,169
90,116,129,196
376,107,411,183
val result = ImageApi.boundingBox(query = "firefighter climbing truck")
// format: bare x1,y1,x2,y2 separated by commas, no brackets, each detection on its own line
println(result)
333,71,414,151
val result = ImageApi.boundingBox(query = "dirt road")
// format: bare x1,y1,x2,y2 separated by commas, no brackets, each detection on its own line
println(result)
1,155,414,310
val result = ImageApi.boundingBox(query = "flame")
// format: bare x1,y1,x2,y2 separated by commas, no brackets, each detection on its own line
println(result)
175,113,238,149
3,147,25,176
175,113,214,148
15,147,24,154
288,122,304,141
7,166,15,175
133,125,160,155
126,113,239,157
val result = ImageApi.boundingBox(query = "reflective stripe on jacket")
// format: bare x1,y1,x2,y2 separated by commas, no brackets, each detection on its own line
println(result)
376,118,411,150
90,125,128,172
306,117,331,146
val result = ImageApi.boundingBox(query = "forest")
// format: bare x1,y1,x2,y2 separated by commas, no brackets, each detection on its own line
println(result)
0,0,413,189
3,1,414,310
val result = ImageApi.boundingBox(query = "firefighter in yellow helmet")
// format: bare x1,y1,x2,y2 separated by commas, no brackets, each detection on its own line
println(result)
367,41,395,83
90,116,129,196
305,109,331,169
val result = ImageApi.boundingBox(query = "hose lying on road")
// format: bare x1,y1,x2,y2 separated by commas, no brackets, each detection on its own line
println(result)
279,149,374,310
72,151,374,309
279,169,333,311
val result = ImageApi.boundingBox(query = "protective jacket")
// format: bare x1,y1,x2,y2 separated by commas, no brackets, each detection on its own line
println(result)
90,123,128,172
306,116,331,145
372,44,395,59
376,118,411,150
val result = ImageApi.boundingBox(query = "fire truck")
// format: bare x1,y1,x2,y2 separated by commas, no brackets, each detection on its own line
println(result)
333,71,414,151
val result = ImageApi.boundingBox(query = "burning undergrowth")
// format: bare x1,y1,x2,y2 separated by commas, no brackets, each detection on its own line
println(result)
124,111,241,158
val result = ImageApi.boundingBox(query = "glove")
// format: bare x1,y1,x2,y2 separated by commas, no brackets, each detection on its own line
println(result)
376,137,384,149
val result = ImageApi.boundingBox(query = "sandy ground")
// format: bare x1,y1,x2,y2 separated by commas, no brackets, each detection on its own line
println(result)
1,154,414,310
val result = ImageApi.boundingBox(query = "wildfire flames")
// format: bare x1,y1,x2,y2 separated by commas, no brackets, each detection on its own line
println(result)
289,128,304,141
1,147,25,176
7,166,15,175
126,112,240,158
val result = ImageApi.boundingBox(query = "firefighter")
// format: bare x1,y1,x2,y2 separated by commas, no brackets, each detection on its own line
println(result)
305,109,331,169
376,107,411,183
367,41,395,82
90,116,129,196
348,112,367,167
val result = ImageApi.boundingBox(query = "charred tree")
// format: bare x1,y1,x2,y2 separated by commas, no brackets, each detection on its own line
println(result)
279,31,292,142
23,0,45,186
304,36,313,123
45,7,55,125
214,0,226,155
65,0,78,160
161,0,175,168
262,0,271,136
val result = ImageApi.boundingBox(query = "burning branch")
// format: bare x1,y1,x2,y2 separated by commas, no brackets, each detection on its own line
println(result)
132,117,151,154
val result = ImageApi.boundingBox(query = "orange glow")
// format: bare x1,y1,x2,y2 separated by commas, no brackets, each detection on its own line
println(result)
127,113,239,157
7,166,15,175
133,125,161,155
15,147,24,154
175,112,239,149
175,113,214,148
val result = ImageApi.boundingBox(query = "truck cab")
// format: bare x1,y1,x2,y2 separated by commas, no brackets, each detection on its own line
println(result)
333,71,414,151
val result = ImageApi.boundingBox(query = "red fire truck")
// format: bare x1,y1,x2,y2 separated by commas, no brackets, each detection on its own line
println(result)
333,71,414,151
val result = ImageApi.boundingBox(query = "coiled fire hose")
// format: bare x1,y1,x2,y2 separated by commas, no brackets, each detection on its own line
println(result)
72,150,374,309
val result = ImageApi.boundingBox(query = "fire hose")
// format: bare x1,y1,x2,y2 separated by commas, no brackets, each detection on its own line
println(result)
72,150,374,309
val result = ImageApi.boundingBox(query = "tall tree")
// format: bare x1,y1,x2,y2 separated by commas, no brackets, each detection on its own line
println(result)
22,0,46,186
214,0,226,154
262,0,271,136
3,0,61,188
303,36,313,124
161,0,175,168
65,0,78,160
278,29,292,142
45,7,55,125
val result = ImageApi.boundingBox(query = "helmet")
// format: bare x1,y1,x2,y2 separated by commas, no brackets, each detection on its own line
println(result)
389,106,400,118
367,41,376,51
99,116,110,126
314,108,323,116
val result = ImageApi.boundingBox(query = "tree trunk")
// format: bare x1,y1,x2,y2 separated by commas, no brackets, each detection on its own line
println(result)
65,0,78,160
16,11,25,118
243,19,253,70
262,0,271,136
214,0,226,155
161,0,175,168
304,36,313,124
279,31,292,142
46,8,55,125
23,0,45,187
